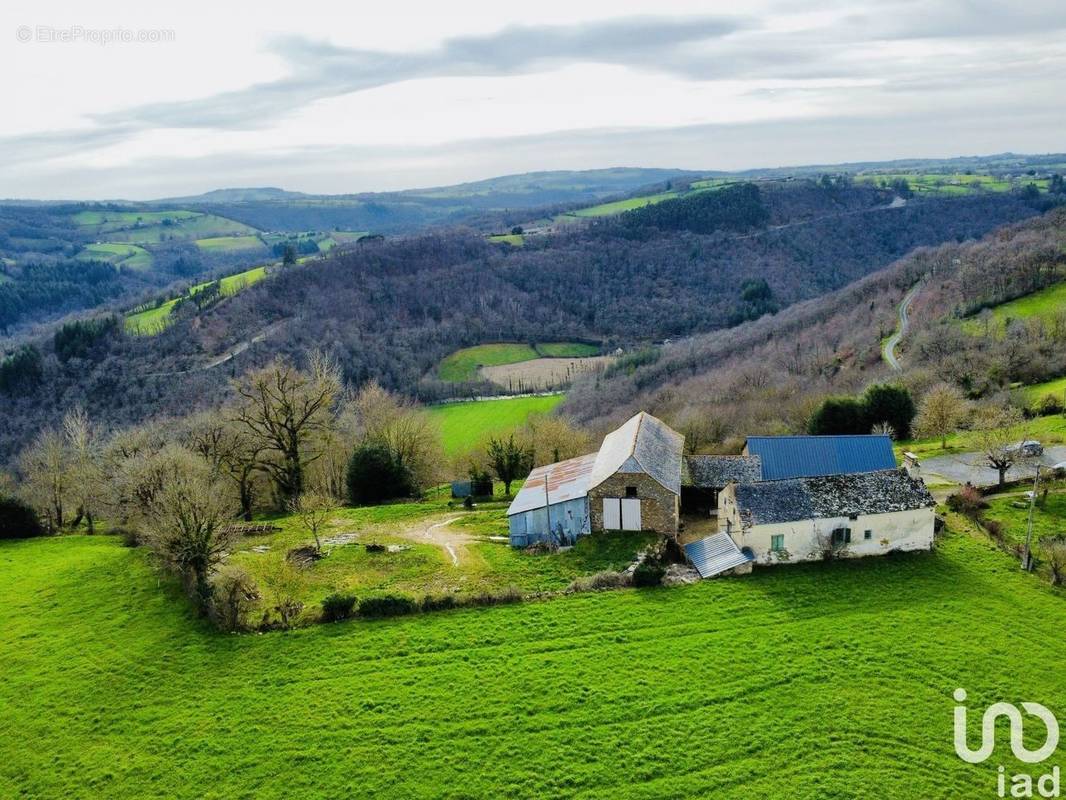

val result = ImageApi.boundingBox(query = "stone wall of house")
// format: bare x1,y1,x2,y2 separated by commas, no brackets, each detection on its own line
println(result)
588,472,679,535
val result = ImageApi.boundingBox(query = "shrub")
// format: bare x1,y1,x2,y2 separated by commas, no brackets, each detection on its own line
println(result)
947,486,988,516
346,442,414,505
0,496,45,539
211,567,261,633
321,593,358,622
470,586,523,607
359,595,418,618
808,397,868,435
1037,393,1063,416
862,384,916,440
633,557,666,588
364,542,386,553
982,519,1005,543
110,526,141,548
567,570,632,593
420,594,460,612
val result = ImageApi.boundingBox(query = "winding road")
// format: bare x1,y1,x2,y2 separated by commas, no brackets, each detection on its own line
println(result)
883,282,921,371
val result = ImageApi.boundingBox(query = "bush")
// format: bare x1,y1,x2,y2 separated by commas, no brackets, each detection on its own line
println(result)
0,496,45,539
567,570,632,593
1037,393,1064,416
211,567,261,633
633,557,666,588
470,586,523,607
982,519,1005,543
110,526,141,548
420,594,460,612
346,442,414,505
359,595,418,618
947,486,988,516
862,384,916,439
321,593,358,622
808,397,868,435
364,542,386,553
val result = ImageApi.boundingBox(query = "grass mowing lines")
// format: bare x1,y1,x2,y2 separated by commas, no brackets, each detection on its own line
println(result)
427,395,564,455
1,524,1064,798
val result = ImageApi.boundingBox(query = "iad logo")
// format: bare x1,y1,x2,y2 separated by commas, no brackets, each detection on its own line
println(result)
954,688,1061,797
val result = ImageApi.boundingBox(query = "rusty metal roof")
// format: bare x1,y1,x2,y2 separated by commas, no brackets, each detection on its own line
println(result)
507,451,598,516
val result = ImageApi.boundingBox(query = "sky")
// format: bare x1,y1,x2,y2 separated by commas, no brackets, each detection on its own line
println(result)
3,0,1065,199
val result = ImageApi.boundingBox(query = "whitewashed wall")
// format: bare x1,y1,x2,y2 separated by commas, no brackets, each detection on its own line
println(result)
718,486,935,565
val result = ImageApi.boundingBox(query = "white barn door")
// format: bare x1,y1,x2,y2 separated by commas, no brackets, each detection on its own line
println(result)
621,498,642,531
602,498,621,530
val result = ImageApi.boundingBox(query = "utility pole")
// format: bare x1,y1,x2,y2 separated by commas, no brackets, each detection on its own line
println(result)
1023,464,1040,572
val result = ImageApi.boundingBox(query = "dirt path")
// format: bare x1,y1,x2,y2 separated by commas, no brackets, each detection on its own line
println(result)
394,515,475,567
883,282,921,371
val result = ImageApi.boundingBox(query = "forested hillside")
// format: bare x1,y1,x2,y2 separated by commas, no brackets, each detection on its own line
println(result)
0,180,1042,463
565,206,1066,443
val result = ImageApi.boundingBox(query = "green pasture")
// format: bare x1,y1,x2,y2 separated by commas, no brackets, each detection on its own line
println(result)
76,242,153,270
427,395,565,455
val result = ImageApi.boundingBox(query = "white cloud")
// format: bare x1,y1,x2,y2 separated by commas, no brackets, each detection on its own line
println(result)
2,0,1064,198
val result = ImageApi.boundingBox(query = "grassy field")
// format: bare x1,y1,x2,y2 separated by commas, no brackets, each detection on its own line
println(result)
855,172,1044,195
76,242,153,270
228,493,654,614
72,209,200,228
437,342,600,382
895,413,1066,460
984,490,1066,548
125,265,270,334
437,344,540,381
563,191,678,219
1022,375,1066,408
1,517,1064,798
962,281,1066,337
93,213,259,245
194,235,265,252
488,233,524,246
427,395,564,454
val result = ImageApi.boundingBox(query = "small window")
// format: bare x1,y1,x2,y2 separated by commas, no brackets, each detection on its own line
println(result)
864,529,873,540
770,534,785,552
625,486,638,498
832,528,852,546
848,514,858,521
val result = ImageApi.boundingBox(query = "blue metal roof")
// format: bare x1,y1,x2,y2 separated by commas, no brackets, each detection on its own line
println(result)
744,435,897,481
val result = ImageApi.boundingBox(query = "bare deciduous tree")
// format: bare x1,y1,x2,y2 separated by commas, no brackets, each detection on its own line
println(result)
289,491,336,553
1041,538,1066,586
19,429,69,532
232,354,341,505
971,405,1026,488
914,383,968,449
63,407,102,533
144,450,237,612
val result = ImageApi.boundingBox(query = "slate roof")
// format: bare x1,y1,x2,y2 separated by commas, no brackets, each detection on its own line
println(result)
682,455,762,488
733,469,936,527
507,452,597,516
744,435,896,480
589,412,685,495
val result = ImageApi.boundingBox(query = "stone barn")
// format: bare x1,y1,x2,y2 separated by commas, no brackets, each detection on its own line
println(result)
507,412,685,545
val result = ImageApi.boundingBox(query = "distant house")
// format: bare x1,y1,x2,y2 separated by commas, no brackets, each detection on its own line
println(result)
718,469,936,564
742,435,897,480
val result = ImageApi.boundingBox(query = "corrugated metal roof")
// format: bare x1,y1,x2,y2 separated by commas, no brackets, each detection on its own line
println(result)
589,412,684,495
733,468,935,526
682,455,762,488
507,452,597,516
744,435,896,480
684,533,752,578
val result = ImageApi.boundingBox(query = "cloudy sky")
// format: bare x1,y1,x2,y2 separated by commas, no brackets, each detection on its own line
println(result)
3,0,1065,199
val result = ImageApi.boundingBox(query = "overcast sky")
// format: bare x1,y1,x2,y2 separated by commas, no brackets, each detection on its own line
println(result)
3,0,1065,199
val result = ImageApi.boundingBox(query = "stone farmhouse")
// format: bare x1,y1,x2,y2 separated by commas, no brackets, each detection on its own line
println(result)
506,412,936,578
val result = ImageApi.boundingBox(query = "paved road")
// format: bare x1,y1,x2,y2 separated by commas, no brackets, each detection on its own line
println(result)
920,445,1066,488
884,282,921,371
